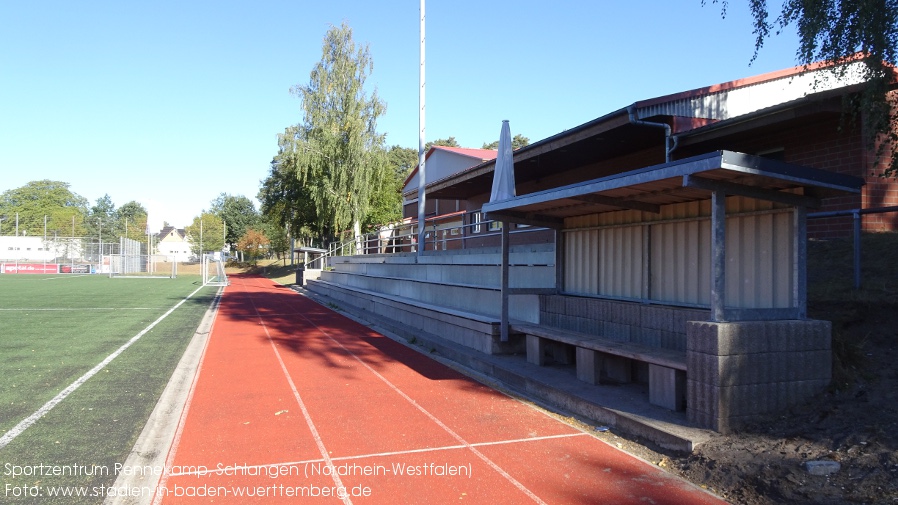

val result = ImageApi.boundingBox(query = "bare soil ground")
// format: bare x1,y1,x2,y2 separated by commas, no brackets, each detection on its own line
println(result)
665,301,898,504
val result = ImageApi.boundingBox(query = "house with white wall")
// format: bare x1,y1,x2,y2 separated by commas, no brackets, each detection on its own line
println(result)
155,226,192,262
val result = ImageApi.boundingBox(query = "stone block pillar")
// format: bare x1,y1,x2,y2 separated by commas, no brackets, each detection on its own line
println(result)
686,320,832,433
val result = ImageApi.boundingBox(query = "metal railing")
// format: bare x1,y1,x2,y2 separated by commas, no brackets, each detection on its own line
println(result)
808,205,898,289
316,211,548,267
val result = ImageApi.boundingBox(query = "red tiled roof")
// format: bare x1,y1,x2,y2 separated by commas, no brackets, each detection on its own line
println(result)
432,146,499,160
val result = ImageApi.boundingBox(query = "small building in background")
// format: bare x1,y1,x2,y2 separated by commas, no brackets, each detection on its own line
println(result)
155,226,192,262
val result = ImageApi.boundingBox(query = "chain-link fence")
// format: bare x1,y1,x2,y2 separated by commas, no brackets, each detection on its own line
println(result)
0,235,129,274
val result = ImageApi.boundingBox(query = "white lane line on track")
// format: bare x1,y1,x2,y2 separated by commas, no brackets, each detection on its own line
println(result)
167,432,588,477
245,280,354,505
0,285,206,451
290,298,549,505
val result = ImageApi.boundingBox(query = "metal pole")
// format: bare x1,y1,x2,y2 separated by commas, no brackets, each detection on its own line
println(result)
853,211,861,289
554,229,564,293
416,0,426,256
710,191,726,322
500,222,510,342
793,207,807,318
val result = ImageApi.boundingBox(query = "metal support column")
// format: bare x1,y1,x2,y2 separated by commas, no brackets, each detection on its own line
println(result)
793,206,808,318
710,190,726,322
500,222,510,342
554,229,564,293
853,211,861,289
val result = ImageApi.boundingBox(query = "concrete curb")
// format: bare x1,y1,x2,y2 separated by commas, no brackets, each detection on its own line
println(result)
104,289,222,505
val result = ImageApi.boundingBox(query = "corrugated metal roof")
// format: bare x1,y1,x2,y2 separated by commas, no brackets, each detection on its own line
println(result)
635,61,868,121
481,151,864,228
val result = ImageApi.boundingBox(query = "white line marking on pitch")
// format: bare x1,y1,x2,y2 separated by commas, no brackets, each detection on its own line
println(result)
0,307,159,311
0,285,206,450
291,300,549,505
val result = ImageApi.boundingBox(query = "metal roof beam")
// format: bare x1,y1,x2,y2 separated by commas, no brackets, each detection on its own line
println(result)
570,194,661,214
683,174,822,208
485,211,564,229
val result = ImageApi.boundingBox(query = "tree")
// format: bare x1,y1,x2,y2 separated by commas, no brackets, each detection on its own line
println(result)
209,193,260,249
86,194,115,242
261,128,324,248
364,145,415,231
482,134,530,151
0,180,88,237
387,145,418,180
709,0,898,175
236,228,270,265
117,201,149,242
261,217,291,264
285,22,388,246
424,137,460,150
185,212,225,258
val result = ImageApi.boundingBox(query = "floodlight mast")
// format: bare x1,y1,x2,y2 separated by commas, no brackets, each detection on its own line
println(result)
416,0,426,256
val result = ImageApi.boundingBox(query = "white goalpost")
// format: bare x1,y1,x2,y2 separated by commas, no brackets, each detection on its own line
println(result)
202,253,229,286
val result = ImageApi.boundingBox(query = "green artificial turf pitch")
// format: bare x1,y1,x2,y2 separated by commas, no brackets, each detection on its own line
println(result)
0,274,218,503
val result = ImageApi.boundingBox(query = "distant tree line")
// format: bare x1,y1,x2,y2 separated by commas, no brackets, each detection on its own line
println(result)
0,180,149,242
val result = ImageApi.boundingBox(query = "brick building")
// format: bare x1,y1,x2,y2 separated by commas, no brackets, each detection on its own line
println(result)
413,59,898,242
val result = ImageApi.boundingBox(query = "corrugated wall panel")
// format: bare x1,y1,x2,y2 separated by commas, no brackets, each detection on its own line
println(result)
563,200,794,309
725,211,793,308
651,220,710,305
597,226,642,298
565,225,643,298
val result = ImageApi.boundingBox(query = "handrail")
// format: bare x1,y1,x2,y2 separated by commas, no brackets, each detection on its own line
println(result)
314,211,548,267
808,205,898,289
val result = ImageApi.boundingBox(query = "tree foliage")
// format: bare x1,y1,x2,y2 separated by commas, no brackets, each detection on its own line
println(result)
209,193,260,248
424,137,460,151
117,201,149,241
236,228,270,265
261,127,325,247
0,180,89,237
261,217,291,263
364,145,417,231
482,134,530,151
184,212,225,257
276,22,388,244
387,145,418,181
709,0,898,175
85,194,116,240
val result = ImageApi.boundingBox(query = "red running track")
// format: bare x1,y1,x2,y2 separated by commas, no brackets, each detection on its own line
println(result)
155,275,727,504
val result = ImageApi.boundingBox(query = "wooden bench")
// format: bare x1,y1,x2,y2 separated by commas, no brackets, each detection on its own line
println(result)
512,323,687,411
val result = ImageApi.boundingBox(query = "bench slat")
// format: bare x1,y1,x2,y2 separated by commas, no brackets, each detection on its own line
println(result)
512,323,687,371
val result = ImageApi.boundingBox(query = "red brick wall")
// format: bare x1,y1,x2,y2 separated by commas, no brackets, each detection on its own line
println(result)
683,112,898,238
783,119,866,238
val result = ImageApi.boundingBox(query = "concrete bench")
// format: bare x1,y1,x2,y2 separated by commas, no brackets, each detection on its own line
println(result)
512,323,687,411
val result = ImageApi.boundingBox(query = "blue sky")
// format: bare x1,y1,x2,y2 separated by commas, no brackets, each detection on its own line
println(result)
0,1,801,230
